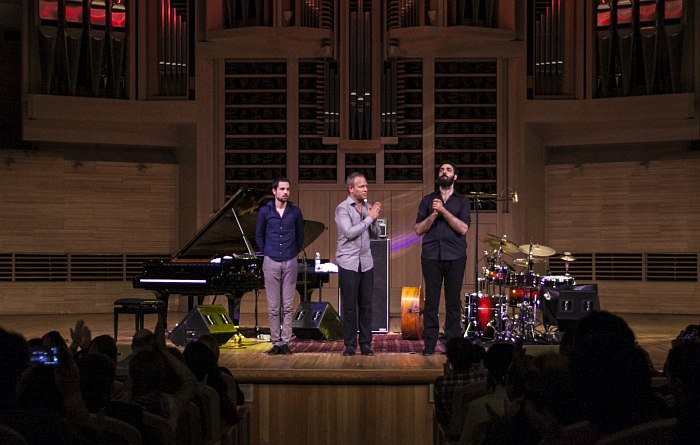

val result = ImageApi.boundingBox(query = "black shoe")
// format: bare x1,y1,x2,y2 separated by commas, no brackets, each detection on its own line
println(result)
279,344,293,355
342,346,355,356
267,345,282,355
421,347,435,356
360,345,374,356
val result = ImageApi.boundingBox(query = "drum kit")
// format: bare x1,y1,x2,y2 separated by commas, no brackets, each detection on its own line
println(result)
463,234,577,342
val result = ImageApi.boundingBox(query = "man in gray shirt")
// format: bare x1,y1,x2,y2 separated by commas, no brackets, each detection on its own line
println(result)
335,172,382,356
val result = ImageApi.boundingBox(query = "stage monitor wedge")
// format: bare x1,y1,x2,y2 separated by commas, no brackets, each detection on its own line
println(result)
541,284,599,332
170,304,237,346
292,301,343,341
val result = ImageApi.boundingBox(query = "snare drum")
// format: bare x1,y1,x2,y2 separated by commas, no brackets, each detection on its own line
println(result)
541,275,575,288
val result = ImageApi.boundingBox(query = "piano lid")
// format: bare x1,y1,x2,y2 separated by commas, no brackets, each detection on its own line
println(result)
173,188,326,259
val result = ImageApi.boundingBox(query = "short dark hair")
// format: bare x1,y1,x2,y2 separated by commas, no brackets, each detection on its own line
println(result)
445,338,475,373
272,177,290,190
346,172,365,189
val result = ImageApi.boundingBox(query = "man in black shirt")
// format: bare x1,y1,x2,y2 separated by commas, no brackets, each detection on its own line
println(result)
415,163,471,355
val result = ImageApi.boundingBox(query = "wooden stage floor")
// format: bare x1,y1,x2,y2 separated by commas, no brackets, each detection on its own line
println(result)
0,311,696,380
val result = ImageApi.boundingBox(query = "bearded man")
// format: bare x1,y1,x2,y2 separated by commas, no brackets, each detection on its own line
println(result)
414,163,471,355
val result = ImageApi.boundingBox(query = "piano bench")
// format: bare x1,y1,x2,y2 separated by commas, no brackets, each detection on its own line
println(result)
113,298,167,340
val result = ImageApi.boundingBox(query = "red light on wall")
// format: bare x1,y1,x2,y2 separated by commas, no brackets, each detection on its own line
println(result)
90,0,107,26
66,1,83,24
596,10,610,28
39,0,59,21
111,3,126,29
665,0,683,20
617,2,632,25
639,3,657,24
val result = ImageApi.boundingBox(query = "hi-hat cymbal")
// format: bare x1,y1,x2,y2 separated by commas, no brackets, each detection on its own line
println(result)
560,251,577,262
518,244,556,257
513,257,544,267
481,234,520,254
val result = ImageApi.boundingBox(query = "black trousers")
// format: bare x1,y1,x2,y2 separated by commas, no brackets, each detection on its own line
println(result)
338,265,374,348
421,256,467,348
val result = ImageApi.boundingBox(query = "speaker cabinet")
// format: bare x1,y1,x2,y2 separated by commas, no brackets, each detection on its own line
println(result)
337,239,390,333
169,304,237,346
292,301,343,341
542,284,599,331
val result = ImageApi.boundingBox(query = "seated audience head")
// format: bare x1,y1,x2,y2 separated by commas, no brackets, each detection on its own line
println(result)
0,327,29,407
197,334,221,362
183,340,218,382
130,329,156,353
666,340,700,401
445,337,475,373
42,330,68,349
129,349,165,397
88,334,119,363
77,353,117,412
483,342,514,389
567,312,654,433
521,352,581,430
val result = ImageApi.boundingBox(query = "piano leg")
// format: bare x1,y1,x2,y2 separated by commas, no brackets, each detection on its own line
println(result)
227,291,244,326
155,292,169,330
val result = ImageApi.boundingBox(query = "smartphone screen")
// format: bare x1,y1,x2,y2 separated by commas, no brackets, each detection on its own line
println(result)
29,346,60,366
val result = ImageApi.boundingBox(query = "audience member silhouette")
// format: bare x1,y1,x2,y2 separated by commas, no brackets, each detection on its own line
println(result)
458,342,514,445
1,330,94,445
563,311,661,438
665,339,700,444
198,333,246,406
183,340,238,425
86,334,119,363
123,324,196,431
433,337,486,427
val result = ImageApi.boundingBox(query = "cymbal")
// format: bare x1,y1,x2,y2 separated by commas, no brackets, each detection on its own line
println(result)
518,243,556,257
513,257,544,267
560,251,577,262
481,234,520,254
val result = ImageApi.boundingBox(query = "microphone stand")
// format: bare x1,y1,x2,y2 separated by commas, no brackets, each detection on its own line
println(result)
301,249,308,303
470,192,517,294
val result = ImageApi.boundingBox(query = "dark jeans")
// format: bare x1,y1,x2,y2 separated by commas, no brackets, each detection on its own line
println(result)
338,265,374,348
421,256,467,348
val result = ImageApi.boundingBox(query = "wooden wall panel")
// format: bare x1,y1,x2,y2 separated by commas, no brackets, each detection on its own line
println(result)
251,383,433,445
545,159,700,252
545,158,700,314
0,151,177,253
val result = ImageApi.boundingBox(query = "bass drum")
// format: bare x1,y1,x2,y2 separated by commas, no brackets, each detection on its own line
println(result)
541,275,575,288
465,293,504,338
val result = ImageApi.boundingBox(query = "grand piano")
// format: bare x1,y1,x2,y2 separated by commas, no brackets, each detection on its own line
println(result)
132,188,329,328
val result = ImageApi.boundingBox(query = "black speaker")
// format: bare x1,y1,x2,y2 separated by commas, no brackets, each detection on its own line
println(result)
169,304,237,346
337,239,391,333
542,284,599,331
292,301,343,341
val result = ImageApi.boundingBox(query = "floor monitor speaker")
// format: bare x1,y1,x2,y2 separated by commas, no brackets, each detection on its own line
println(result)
292,301,343,341
542,284,599,332
169,304,237,346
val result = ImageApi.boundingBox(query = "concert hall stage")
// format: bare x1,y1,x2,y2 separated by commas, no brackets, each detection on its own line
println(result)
0,312,693,445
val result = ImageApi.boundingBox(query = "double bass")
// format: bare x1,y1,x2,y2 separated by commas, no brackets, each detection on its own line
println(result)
400,286,424,340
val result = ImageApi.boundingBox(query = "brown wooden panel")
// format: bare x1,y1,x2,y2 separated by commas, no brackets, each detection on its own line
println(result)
250,384,432,445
